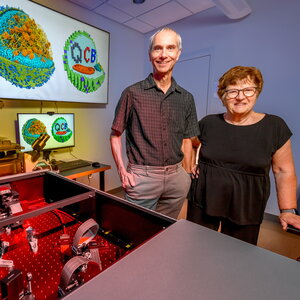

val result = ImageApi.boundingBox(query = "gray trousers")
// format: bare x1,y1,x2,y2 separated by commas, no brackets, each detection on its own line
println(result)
125,162,191,219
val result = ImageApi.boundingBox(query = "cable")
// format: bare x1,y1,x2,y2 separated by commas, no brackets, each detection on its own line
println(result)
59,256,88,293
68,147,79,160
73,219,99,249
50,210,67,234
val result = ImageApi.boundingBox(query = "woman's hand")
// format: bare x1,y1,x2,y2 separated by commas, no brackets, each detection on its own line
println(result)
279,213,300,231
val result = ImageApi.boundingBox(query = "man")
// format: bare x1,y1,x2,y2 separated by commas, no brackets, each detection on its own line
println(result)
110,27,199,219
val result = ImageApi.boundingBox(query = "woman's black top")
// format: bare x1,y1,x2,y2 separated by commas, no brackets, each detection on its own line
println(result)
191,113,292,225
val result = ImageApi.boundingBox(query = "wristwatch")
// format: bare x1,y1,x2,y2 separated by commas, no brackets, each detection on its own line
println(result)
280,208,298,214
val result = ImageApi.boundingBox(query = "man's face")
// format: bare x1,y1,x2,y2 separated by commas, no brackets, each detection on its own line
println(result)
149,30,181,76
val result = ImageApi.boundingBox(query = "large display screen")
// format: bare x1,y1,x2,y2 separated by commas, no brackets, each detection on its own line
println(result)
0,0,109,103
17,113,75,152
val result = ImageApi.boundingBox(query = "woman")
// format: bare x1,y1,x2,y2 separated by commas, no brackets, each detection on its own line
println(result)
187,66,300,245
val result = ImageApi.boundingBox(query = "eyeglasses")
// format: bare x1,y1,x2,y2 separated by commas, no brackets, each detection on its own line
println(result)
225,87,257,99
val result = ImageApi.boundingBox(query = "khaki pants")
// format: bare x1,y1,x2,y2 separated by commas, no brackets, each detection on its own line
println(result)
125,162,191,219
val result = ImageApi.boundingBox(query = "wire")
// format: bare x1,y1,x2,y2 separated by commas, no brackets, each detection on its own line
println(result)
68,147,79,160
50,210,67,234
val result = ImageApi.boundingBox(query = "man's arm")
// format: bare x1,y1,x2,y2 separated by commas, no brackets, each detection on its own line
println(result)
181,137,200,173
181,137,201,175
110,129,135,188
181,138,193,173
272,139,300,230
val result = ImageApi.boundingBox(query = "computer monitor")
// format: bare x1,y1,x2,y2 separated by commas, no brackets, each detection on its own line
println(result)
16,113,75,154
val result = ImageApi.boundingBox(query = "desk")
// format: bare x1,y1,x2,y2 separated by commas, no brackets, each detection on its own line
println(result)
59,163,111,191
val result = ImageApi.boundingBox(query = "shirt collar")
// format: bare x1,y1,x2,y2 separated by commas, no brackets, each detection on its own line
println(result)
143,74,182,94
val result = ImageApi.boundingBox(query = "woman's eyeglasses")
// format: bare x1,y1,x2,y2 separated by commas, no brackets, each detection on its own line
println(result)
225,87,257,99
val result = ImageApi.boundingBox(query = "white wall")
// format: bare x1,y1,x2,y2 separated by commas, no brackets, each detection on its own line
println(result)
2,0,300,215
144,0,300,214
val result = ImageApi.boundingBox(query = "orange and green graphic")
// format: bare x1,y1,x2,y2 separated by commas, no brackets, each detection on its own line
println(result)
0,5,55,88
63,31,105,93
22,119,47,145
51,117,73,143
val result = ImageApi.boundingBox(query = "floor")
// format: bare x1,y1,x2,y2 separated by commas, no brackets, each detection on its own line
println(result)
107,188,300,261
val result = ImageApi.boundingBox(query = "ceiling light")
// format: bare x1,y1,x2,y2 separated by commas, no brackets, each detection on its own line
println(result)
133,0,145,4
212,0,252,19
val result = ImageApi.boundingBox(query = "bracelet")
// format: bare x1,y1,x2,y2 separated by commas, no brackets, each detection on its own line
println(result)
280,208,298,214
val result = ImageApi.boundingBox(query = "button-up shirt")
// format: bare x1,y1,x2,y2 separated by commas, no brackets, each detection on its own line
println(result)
111,74,199,166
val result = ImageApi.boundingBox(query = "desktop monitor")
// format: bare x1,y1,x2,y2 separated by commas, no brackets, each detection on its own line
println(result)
16,113,75,154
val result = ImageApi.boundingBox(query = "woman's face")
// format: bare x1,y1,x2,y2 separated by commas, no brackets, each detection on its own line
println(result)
222,79,258,116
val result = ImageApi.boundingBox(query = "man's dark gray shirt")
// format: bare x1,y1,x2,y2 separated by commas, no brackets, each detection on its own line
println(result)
112,74,199,166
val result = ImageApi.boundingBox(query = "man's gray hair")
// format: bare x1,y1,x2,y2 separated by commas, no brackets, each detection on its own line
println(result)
149,27,182,52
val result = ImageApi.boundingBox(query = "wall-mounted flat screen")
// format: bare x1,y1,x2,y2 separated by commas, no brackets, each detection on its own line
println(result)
17,113,75,152
0,0,109,103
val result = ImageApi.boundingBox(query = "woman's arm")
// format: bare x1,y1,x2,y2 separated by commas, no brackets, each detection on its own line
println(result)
272,139,300,230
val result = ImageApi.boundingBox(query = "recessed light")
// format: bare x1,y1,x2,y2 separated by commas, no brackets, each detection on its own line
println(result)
133,0,145,4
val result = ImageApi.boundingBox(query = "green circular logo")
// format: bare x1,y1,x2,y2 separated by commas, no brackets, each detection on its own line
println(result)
51,117,72,143
63,31,105,93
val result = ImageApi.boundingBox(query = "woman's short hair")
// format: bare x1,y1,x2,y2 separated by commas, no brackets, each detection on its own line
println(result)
149,27,182,52
217,66,264,99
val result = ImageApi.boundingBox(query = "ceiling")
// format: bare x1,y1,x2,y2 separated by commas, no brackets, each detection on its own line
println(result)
64,0,252,33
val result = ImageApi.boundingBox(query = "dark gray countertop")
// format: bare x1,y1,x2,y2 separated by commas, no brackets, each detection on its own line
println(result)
65,219,300,300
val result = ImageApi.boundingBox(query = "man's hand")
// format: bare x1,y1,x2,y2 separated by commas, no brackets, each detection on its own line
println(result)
118,169,135,189
110,131,136,188
191,164,199,179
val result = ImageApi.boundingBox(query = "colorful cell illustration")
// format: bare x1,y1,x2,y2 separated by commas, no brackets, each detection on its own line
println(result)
22,118,47,145
51,117,73,143
63,30,105,93
0,6,55,88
